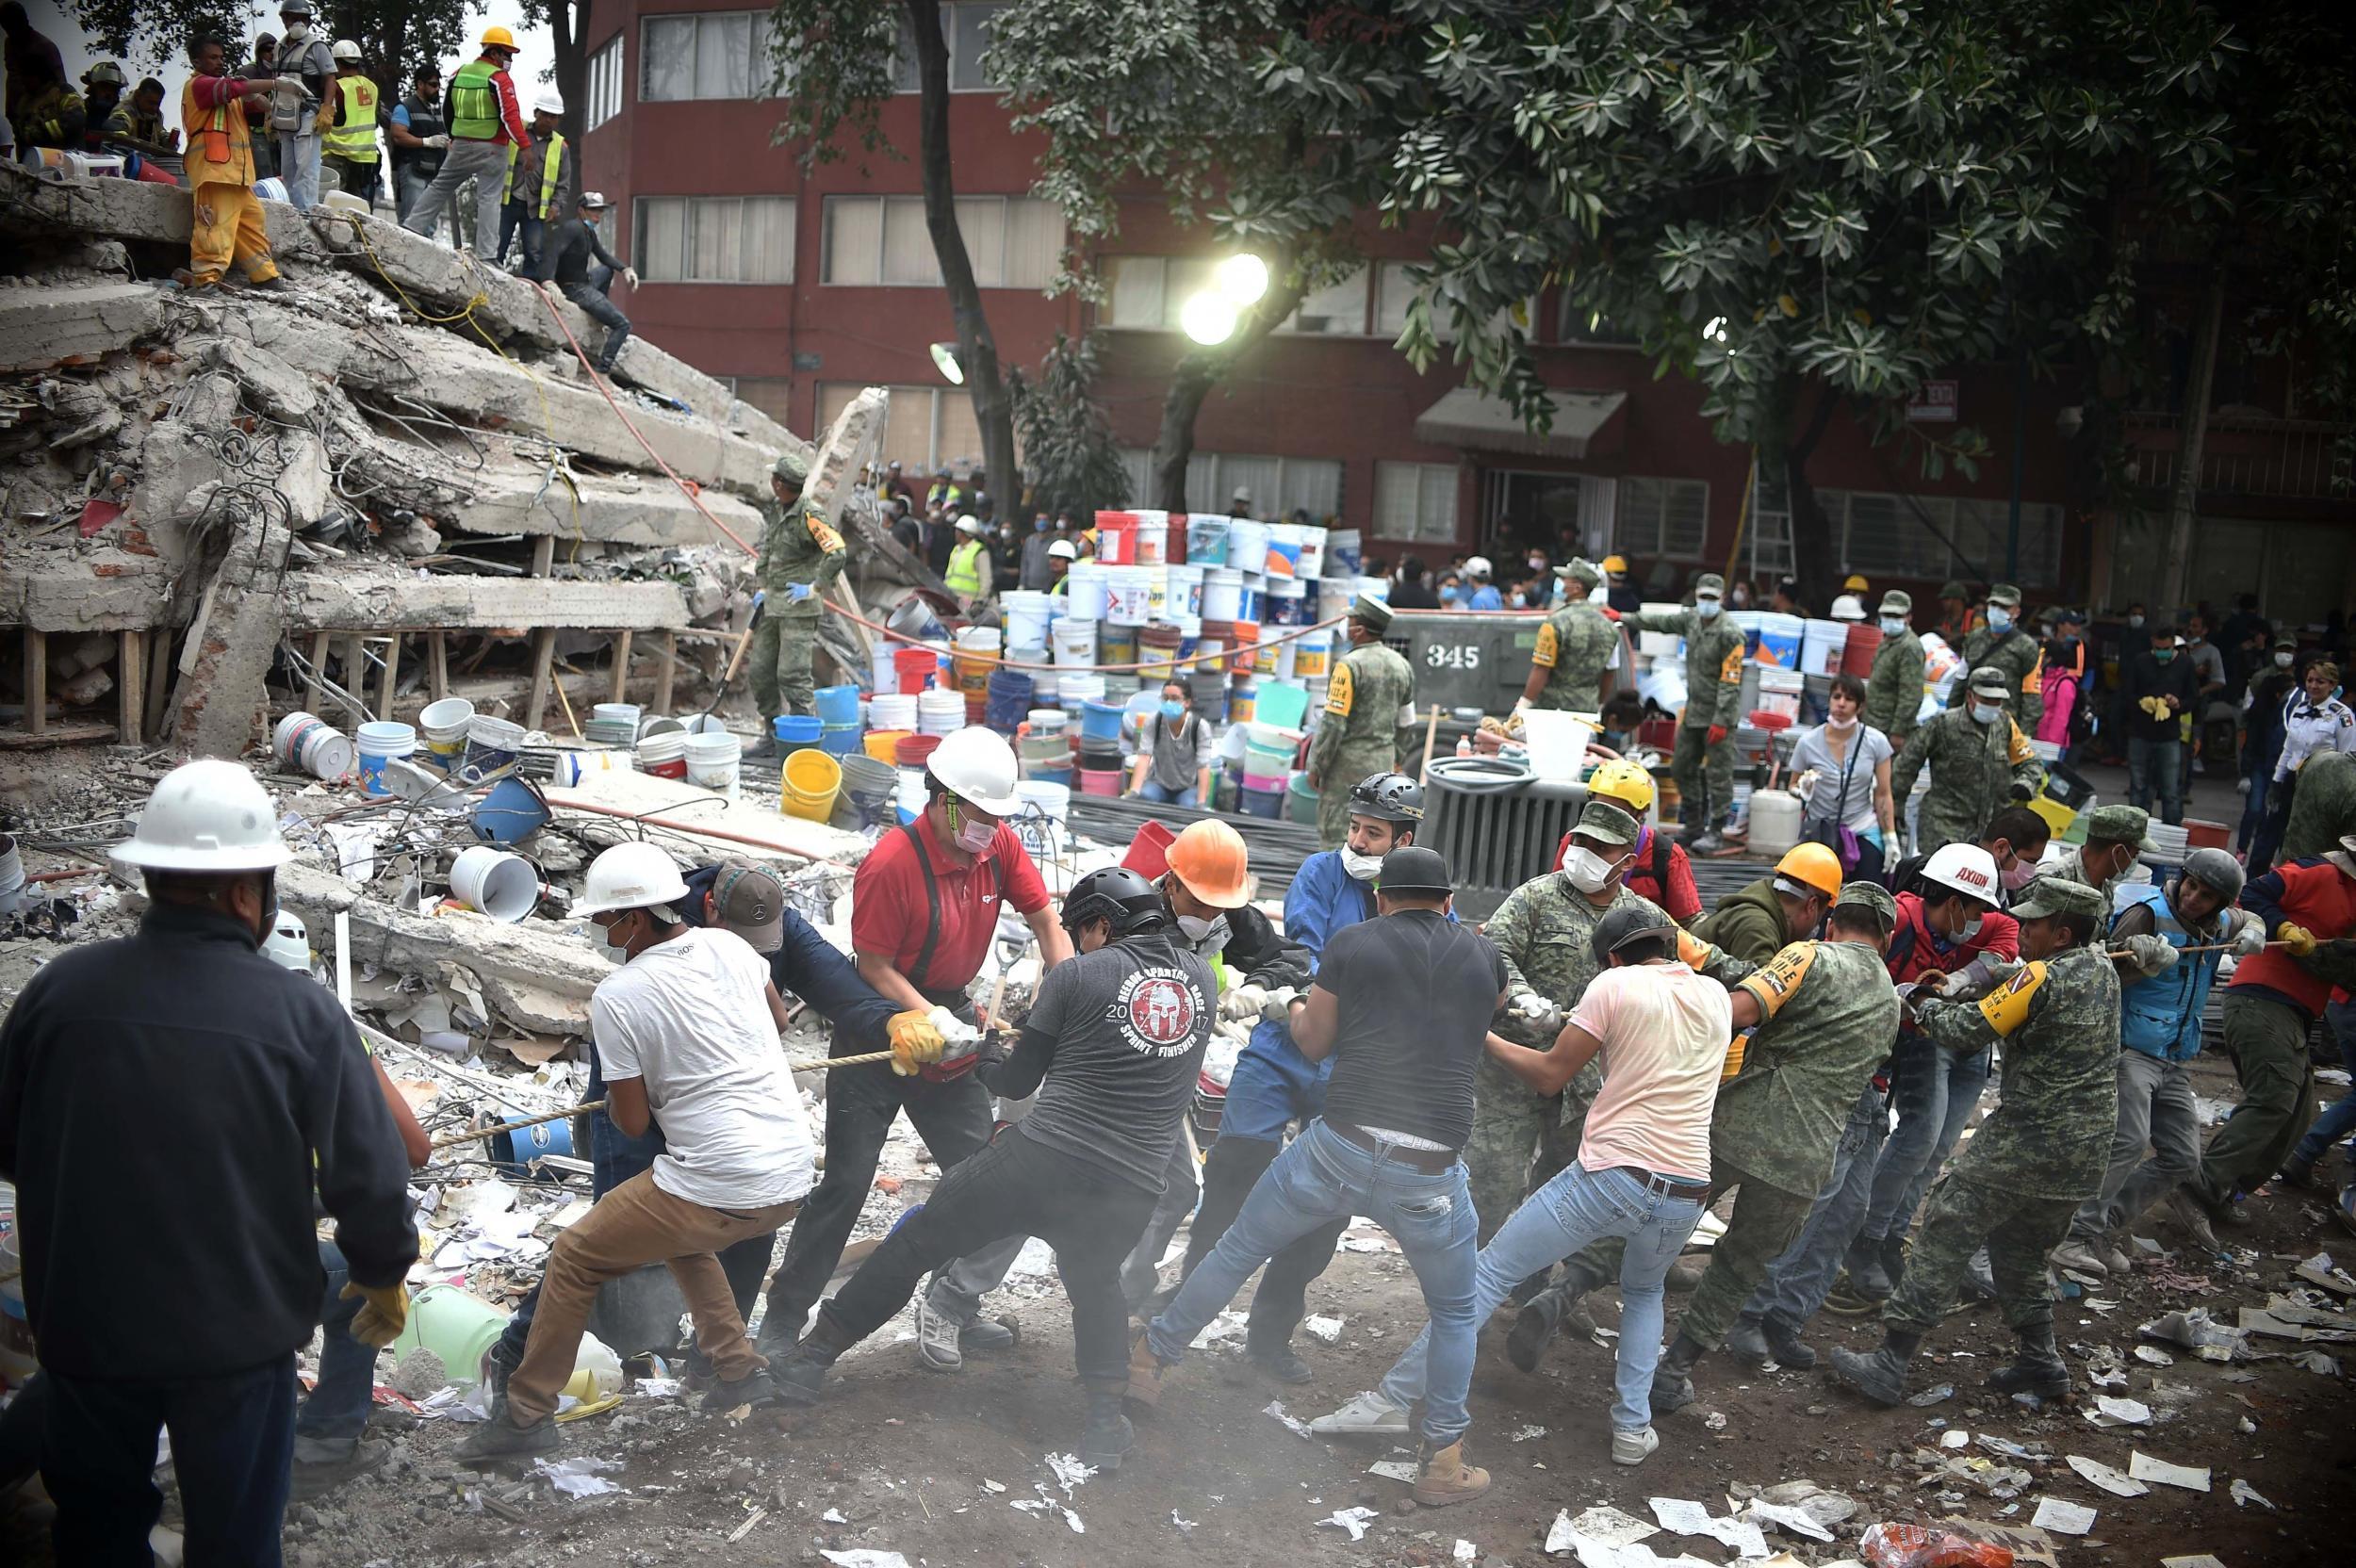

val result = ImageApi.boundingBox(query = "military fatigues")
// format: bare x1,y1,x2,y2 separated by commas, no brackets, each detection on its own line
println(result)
1529,601,1619,715
1961,625,2044,735
750,491,848,723
2282,748,2356,862
1890,707,2044,854
1864,629,1926,748
1885,942,2119,1333
1307,635,1416,848
1622,603,1745,833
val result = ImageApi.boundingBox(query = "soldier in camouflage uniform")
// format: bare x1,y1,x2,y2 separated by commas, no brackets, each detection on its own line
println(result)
1513,883,1902,1413
1961,582,2043,734
2282,747,2356,862
1831,875,2119,1406
1516,557,1622,716
1623,574,1747,853
1863,590,1926,748
2051,805,2155,907
749,450,848,750
1306,596,1417,849
1890,665,2045,855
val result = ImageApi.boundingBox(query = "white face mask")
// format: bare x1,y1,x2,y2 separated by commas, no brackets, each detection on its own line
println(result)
1825,713,1858,730
1970,701,2004,725
2275,651,2295,668
1176,912,1225,946
594,917,630,965
1564,847,1621,894
1987,608,2013,632
1340,847,1384,882
1880,615,1906,635
2128,615,2146,629
950,808,996,855
1957,912,1984,943
1694,599,1723,620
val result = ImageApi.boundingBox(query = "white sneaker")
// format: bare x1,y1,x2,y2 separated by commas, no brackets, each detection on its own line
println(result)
1308,1390,1411,1436
914,1296,963,1372
1612,1426,1660,1466
2048,1238,2109,1277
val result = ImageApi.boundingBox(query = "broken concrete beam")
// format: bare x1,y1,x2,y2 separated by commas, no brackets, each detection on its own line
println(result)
0,546,176,631
541,767,870,866
284,570,689,631
450,466,761,547
172,513,292,758
0,283,166,370
0,160,314,263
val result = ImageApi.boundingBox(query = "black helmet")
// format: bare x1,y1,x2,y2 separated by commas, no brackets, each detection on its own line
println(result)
1061,866,1168,939
1588,903,1677,966
1348,772,1424,825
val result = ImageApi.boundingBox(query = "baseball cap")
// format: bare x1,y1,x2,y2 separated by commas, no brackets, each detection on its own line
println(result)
709,860,786,953
1378,846,1451,896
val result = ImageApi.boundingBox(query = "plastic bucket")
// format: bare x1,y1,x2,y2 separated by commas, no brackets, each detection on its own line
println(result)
1081,699,1125,743
818,725,862,759
1287,772,1319,825
1164,563,1205,620
275,711,354,780
1202,567,1244,622
1134,511,1170,565
1239,785,1284,819
814,685,861,727
472,776,552,842
1077,767,1122,797
1235,574,1266,624
389,1284,509,1384
868,693,918,732
463,713,525,776
1004,590,1053,649
1756,612,1804,668
1801,619,1850,678
864,728,911,762
1297,526,1328,580
1066,563,1111,621
417,697,476,764
1326,529,1361,575
450,844,539,922
684,731,744,789
895,645,942,694
1099,624,1139,669
896,733,943,768
548,749,634,788
636,727,688,781
1267,576,1307,627
781,749,843,822
1121,820,1177,879
838,753,900,825
1186,514,1231,565
1840,623,1883,678
355,722,417,797
1265,522,1304,580
1228,518,1270,575
2184,818,2231,851
1095,512,1138,564
1104,566,1154,627
1292,625,1333,679
916,690,967,736
773,714,823,747
1052,617,1099,668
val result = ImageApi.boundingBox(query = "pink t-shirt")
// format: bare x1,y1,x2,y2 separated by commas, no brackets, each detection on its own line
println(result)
1568,962,1732,1183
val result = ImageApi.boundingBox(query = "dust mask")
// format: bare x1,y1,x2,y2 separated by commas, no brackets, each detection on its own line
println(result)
1340,847,1383,882
1694,599,1722,620
2001,858,2037,891
1957,913,1984,943
1176,912,1226,948
2128,614,2145,629
1564,848,1619,895
1970,701,2003,725
1825,714,1858,731
949,806,996,855
1880,615,1906,636
2274,651,2294,669
1987,608,2013,632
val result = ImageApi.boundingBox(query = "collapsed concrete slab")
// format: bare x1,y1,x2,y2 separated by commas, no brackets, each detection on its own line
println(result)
0,283,167,370
286,570,690,631
451,463,758,547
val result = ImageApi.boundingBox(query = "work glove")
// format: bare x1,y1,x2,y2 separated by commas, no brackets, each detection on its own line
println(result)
887,1008,948,1076
2277,922,2317,957
2009,780,2035,801
423,133,451,149
2232,913,2267,956
2124,933,2180,975
1261,985,1301,1022
1706,725,1728,747
1599,606,1622,621
621,267,640,289
784,582,815,602
1220,983,1269,1022
1513,696,1533,716
341,1282,410,1348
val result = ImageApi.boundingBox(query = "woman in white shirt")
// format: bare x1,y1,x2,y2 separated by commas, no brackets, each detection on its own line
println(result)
1786,673,1896,872
2251,659,2354,874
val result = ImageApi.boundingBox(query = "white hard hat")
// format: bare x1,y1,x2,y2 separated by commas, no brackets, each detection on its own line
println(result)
1921,842,2001,906
535,90,565,116
1047,538,1077,561
1830,593,1865,622
112,760,293,873
925,727,1023,816
262,909,312,971
1230,485,1252,504
1464,555,1493,580
331,39,361,62
573,841,690,919
956,514,984,536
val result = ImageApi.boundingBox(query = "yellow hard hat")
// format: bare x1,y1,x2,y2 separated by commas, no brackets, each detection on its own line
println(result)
1842,573,1869,593
481,24,518,50
1584,759,1655,815
1600,554,1628,575
1774,842,1844,900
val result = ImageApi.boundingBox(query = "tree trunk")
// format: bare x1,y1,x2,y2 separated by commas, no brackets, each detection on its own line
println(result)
1781,381,1842,611
1149,271,1308,512
550,2,590,145
2157,265,2225,612
907,0,1018,503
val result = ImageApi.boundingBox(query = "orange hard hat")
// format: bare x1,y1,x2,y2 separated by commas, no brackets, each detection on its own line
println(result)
1774,841,1843,900
481,24,518,50
1166,818,1251,908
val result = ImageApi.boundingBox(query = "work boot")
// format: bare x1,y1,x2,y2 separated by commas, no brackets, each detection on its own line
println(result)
1829,1327,1924,1408
1078,1387,1134,1471
1985,1323,2071,1399
915,1297,965,1373
242,273,295,294
1247,1341,1314,1385
1610,1426,1660,1467
1410,1440,1490,1508
747,734,780,762
1507,1262,1601,1373
1721,1315,1773,1370
288,1437,389,1499
1762,1315,1816,1371
770,1337,843,1408
2168,1190,2221,1253
1309,1390,1413,1437
702,1366,782,1414
456,1408,561,1464
2279,1154,2317,1189
1650,1331,1709,1413
2049,1237,2110,1278
1841,1235,1894,1301
964,1315,1020,1353
1124,1328,1169,1410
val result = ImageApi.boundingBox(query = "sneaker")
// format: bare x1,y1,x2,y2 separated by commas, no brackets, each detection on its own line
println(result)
1610,1426,1660,1467
2099,1235,2136,1276
701,1367,781,1414
1307,1390,1411,1437
963,1315,1019,1353
2049,1237,2109,1277
1688,832,1727,856
456,1410,561,1464
915,1297,964,1373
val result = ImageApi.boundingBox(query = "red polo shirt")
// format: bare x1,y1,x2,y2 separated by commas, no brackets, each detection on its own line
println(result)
851,812,1050,993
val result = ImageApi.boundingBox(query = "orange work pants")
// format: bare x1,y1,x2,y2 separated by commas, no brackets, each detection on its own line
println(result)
189,180,278,285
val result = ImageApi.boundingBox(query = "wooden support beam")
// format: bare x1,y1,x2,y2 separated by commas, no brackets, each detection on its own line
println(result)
23,627,44,736
377,632,402,720
653,632,678,715
144,627,171,741
118,629,145,747
340,635,368,724
425,631,450,701
304,631,330,713
524,629,557,732
610,629,633,704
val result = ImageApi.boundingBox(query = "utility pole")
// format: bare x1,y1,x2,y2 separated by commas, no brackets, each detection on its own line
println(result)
2156,269,2225,613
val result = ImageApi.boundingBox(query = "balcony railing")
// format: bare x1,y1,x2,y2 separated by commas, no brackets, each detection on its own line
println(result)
2125,411,2354,500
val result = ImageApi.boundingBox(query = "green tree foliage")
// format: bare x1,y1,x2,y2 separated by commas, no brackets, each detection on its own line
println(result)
73,1,486,86
1007,334,1133,521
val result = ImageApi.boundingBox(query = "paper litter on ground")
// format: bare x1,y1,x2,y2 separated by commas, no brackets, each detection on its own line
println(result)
1455,1542,1478,1564
2128,1451,2212,1492
1559,1506,1659,1547
1368,1461,1420,1482
820,1554,911,1568
1647,1497,1769,1558
982,1479,1006,1494
1044,1452,1095,1494
2088,1395,2152,1426
1263,1400,1315,1439
2066,1455,2149,1496
1941,1429,1972,1449
1511,1423,1548,1442
2229,1478,2272,1510
533,1455,625,1499
1190,1309,1251,1348
2292,1349,2341,1375
1172,1510,1198,1534
630,1378,683,1398
821,1509,846,1524
2160,1556,2228,1568
1320,1506,1382,1541
2135,1345,2175,1364
1304,1314,1345,1344
1739,1498,1836,1542
2029,1498,2096,1536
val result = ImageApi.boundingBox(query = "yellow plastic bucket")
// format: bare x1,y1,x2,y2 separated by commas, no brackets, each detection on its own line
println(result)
863,728,912,762
2026,792,2076,838
781,748,843,822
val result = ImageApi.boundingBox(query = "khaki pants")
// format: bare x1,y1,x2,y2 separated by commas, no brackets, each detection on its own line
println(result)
189,181,279,286
507,1169,798,1424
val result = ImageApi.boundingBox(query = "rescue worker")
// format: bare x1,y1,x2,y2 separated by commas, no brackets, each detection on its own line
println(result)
745,450,846,746
944,514,992,606
0,760,417,1559
1864,590,1927,748
1832,876,2119,1406
319,39,379,200
775,867,1214,1475
1624,574,1746,853
2282,747,2356,863
1690,842,1843,964
269,2,335,209
2053,804,2157,908
533,190,637,371
1963,582,2043,733
1117,820,1314,1313
2053,849,2260,1275
386,63,449,230
237,32,281,181
1603,553,1642,614
75,60,123,143
12,57,82,149
1305,595,1418,849
405,24,530,253
1890,665,2044,856
497,91,572,273
1517,556,1622,716
124,74,172,147
1550,760,1704,924
1044,535,1077,594
176,33,299,295
1171,774,1427,1380
1843,573,1871,598
1829,593,1866,625
1935,580,1983,647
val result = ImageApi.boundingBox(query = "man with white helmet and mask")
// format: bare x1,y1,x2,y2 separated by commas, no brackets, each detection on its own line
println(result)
0,760,417,1559
463,841,816,1462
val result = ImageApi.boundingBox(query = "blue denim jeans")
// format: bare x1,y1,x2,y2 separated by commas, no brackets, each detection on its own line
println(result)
1863,1035,1988,1243
295,1240,376,1458
1149,1119,1480,1446
1136,779,1201,807
2291,1000,2356,1167
1381,1160,1702,1433
2126,735,2184,825
1742,1083,1888,1326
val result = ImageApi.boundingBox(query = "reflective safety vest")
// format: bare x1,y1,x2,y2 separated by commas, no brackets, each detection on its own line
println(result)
944,538,989,597
2111,882,2222,1064
181,77,254,186
448,58,502,141
323,74,379,162
503,133,565,214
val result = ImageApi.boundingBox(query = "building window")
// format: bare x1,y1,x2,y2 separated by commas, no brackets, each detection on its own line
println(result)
634,197,796,285
585,35,624,129
1821,489,2063,589
890,2,1007,93
1279,265,1371,336
821,195,1062,289
1102,256,1219,330
1615,476,1710,561
641,10,793,103
1117,449,1343,521
1374,461,1460,542
825,383,990,474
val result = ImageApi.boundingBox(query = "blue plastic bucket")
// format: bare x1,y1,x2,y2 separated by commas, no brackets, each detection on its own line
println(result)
1081,699,1124,743
471,776,551,843
1239,785,1284,819
818,724,862,758
773,714,823,745
814,685,860,727
490,1115,574,1177
985,667,1036,733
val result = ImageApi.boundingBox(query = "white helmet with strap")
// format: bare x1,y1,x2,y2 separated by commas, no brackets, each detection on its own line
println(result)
1920,842,2000,906
573,841,689,919
925,727,1022,815
112,760,292,873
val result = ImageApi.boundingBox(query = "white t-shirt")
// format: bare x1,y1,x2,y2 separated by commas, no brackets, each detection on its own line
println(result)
1567,961,1733,1183
590,926,814,1208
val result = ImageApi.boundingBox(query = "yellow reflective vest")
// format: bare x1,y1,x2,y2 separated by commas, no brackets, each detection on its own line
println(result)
503,133,565,216
323,74,379,163
945,538,989,597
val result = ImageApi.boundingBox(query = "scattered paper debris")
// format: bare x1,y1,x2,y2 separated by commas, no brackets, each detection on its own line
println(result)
2229,1478,2272,1511
1561,1506,1659,1547
1368,1461,1420,1482
2292,1349,2341,1376
1455,1542,1479,1564
1303,1314,1345,1344
1320,1506,1382,1541
1941,1430,1972,1449
1906,1383,1955,1407
2065,1455,2149,1497
2029,1498,2095,1536
1172,1511,1198,1534
2161,1556,2228,1568
822,1509,846,1524
821,1553,910,1568
2134,1345,2175,1365
1647,1497,1768,1558
1044,1453,1095,1494
2127,1451,2212,1493
1262,1400,1314,1440
982,1479,1006,1494
2088,1395,2151,1426
532,1455,624,1499
1510,1424,1549,1443
1740,1497,1836,1543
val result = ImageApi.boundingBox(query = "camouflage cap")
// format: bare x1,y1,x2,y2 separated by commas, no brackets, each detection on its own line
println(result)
1987,582,2023,608
1832,877,1897,930
772,450,809,484
1572,797,1641,846
1693,572,1726,599
2081,803,2155,851
1349,593,1394,629
1967,665,2012,700
2274,631,2299,650
2009,874,2105,923
1939,580,1971,599
1556,557,1604,589
1878,590,1912,615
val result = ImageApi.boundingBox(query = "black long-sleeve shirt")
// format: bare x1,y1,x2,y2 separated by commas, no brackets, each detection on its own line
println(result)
2123,649,2202,742
0,901,417,1380
532,216,621,287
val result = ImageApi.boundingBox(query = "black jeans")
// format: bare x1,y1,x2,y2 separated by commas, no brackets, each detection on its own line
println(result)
43,1358,294,1567
563,264,630,369
818,1131,1157,1386
1180,1133,1349,1353
761,1060,995,1335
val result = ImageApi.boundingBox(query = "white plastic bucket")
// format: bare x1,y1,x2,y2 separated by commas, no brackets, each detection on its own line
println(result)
636,729,687,765
450,844,538,922
1291,624,1334,679
684,731,743,790
1066,562,1111,622
355,722,417,797
274,710,355,780
1202,567,1245,621
1519,710,1595,779
1004,590,1053,648
464,713,526,776
1265,521,1305,580
1800,618,1850,678
1297,525,1328,580
1052,617,1098,668
1227,518,1270,575
1104,566,1154,628
548,749,635,787
417,697,475,763
868,693,919,732
1166,563,1205,619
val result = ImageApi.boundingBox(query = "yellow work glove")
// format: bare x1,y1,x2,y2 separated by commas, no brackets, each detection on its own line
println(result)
341,1282,409,1348
2276,923,2317,957
888,1008,948,1077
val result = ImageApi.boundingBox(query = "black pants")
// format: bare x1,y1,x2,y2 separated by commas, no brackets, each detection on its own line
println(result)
563,264,630,370
819,1131,1157,1386
1180,1134,1348,1353
761,1059,995,1334
43,1359,294,1567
